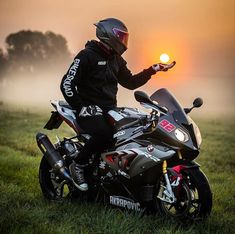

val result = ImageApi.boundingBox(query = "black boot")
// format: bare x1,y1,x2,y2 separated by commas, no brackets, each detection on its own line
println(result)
69,161,88,191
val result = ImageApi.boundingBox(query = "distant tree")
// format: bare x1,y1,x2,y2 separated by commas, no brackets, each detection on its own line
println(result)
0,49,7,79
5,30,71,73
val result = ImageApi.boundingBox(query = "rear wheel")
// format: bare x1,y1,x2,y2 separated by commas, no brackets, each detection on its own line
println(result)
39,156,73,200
156,168,212,220
39,156,99,202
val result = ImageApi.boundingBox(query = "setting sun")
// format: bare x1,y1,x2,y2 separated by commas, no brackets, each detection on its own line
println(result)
160,53,170,63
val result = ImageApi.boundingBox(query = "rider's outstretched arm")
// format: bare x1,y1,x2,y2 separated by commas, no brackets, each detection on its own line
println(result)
117,57,176,90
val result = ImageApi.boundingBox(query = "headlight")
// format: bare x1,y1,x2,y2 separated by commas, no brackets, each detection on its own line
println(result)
187,116,202,146
194,124,202,146
174,128,189,142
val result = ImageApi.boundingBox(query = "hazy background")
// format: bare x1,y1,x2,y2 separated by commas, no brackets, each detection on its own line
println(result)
0,0,234,116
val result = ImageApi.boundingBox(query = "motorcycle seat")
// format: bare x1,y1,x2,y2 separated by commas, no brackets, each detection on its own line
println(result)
58,101,74,110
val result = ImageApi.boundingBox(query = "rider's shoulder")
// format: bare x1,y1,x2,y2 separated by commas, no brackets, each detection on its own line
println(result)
115,54,127,67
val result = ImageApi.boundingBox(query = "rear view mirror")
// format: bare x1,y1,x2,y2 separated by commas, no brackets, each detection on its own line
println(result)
134,91,153,104
134,91,168,114
193,98,203,108
184,97,203,114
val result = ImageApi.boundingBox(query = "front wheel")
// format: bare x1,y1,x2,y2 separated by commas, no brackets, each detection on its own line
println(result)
156,168,212,220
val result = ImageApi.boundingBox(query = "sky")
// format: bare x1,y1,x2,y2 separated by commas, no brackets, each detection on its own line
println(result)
0,0,235,116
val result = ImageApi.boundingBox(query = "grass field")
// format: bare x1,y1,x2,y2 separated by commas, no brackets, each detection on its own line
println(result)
0,106,234,234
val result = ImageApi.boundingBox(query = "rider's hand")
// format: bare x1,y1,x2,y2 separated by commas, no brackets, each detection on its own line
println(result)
152,61,176,72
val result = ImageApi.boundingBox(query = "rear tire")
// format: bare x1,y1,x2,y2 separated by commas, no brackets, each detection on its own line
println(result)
39,156,73,200
156,168,212,220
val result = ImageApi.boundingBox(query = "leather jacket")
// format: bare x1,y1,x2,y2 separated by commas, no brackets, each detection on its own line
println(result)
61,40,156,110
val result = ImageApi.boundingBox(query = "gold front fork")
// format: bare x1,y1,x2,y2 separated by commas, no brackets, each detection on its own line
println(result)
161,160,176,203
178,150,182,159
162,160,167,174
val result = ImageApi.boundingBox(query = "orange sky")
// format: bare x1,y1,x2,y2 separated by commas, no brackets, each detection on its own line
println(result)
0,0,235,115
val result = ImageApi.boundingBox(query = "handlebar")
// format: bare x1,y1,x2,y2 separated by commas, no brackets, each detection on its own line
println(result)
155,104,168,114
118,113,159,131
118,118,142,131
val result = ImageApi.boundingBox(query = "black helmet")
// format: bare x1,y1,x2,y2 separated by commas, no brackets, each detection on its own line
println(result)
94,18,129,55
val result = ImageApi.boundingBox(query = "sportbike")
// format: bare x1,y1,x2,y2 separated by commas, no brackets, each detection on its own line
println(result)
36,88,212,221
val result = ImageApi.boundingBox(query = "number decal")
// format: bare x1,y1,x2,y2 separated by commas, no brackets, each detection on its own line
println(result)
159,119,169,128
159,119,176,132
165,123,175,132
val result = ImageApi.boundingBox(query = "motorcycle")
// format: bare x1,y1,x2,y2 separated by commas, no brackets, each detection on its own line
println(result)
36,88,212,221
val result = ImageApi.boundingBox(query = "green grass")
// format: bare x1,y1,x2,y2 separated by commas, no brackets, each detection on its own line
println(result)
0,107,234,233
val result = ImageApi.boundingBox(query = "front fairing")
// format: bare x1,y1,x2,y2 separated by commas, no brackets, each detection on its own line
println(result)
150,89,201,155
150,88,190,125
155,115,199,150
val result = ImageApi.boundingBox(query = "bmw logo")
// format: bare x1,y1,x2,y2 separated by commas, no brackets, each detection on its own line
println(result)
147,145,154,152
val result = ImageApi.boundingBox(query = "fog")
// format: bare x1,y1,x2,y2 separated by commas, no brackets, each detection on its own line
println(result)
0,71,64,112
0,67,234,118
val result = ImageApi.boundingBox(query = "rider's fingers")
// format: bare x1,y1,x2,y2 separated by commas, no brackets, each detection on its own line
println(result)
166,61,176,69
152,61,176,72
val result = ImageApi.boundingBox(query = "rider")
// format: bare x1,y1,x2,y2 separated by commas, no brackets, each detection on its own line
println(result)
60,18,175,191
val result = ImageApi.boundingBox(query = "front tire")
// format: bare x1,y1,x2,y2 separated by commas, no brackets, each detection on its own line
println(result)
156,168,212,220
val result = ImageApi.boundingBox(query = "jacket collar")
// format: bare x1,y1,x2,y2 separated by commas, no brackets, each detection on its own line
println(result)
85,40,114,58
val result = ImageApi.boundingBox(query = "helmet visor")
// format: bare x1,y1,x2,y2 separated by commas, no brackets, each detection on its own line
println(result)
112,28,129,48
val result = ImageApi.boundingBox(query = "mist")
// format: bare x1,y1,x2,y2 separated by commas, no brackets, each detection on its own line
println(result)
0,65,234,118
0,69,64,112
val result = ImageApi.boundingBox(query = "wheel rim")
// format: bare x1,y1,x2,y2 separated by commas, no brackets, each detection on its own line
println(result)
50,170,72,199
161,183,191,217
160,180,203,219
39,157,73,200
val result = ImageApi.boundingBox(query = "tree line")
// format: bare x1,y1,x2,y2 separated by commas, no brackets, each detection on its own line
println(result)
0,30,72,79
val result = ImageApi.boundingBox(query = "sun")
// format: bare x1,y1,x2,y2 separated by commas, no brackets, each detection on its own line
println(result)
160,53,170,63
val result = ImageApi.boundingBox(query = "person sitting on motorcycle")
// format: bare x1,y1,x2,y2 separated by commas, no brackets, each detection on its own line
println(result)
60,18,175,191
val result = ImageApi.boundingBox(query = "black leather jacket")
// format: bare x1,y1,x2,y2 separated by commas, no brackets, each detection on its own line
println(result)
60,40,156,110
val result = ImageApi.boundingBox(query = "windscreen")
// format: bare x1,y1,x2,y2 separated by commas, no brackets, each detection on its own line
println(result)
150,88,190,125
